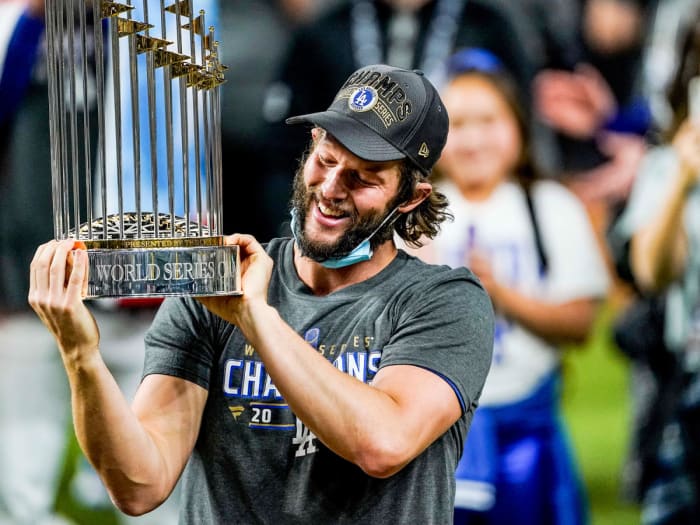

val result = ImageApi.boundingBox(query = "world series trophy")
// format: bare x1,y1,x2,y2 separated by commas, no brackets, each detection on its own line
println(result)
46,0,241,297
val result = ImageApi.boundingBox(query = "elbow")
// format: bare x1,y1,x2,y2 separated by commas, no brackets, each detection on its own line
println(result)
111,493,166,517
570,314,597,344
566,329,589,346
553,326,589,347
559,304,598,345
105,477,170,517
353,435,413,479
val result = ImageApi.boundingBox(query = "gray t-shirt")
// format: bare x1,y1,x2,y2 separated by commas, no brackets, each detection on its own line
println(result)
144,238,494,524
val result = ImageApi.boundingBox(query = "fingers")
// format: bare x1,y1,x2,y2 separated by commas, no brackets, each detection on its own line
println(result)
49,240,74,298
224,233,263,255
29,241,50,301
28,239,88,308
30,240,62,299
66,249,89,301
224,233,256,246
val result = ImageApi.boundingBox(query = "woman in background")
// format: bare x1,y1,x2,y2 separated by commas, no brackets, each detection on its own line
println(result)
613,7,700,522
411,48,610,525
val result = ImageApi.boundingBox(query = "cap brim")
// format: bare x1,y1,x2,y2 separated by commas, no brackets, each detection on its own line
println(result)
286,110,405,162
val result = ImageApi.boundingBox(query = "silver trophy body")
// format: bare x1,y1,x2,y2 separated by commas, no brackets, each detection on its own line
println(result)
46,0,240,297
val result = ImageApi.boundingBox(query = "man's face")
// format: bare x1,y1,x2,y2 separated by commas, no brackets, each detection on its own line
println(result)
291,131,404,262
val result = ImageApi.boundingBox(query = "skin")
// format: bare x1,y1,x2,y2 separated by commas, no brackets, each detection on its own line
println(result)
631,119,700,292
583,0,643,55
13,0,45,18
419,74,597,344
533,63,617,141
28,130,461,516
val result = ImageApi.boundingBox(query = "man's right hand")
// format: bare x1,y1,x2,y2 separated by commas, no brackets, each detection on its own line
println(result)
28,239,100,359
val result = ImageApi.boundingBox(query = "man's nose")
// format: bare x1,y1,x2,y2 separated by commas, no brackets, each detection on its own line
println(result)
320,169,347,200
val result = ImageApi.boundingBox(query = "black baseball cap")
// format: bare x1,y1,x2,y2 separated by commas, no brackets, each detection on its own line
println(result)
285,64,448,176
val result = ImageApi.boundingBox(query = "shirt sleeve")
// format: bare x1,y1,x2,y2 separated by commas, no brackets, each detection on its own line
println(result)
142,297,229,390
378,269,495,418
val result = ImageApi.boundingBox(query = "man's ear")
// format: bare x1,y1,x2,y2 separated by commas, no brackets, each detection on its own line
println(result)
397,181,432,213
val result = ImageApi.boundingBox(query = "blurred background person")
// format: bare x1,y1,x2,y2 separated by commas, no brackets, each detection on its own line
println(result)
0,1,73,523
608,5,700,522
409,48,610,525
526,2,655,331
533,0,656,195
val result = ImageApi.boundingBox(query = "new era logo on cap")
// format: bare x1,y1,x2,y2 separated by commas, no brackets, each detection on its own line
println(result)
286,64,448,176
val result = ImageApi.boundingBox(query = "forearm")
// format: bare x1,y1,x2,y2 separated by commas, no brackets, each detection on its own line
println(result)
30,242,185,513
63,350,173,515
631,165,693,291
496,288,597,344
235,300,436,477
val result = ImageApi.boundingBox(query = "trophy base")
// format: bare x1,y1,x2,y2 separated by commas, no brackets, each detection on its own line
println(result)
84,242,241,298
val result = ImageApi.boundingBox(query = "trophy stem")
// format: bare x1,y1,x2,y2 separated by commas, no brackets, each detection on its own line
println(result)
159,0,175,239
79,0,94,238
126,8,143,238
187,1,204,237
59,2,70,236
93,0,108,240
213,39,223,235
46,2,61,239
109,15,124,238
173,0,191,237
67,0,81,235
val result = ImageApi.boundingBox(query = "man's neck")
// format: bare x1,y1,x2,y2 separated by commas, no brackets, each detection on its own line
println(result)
293,241,398,296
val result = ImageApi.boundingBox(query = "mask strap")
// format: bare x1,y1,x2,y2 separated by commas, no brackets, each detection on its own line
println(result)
360,206,402,245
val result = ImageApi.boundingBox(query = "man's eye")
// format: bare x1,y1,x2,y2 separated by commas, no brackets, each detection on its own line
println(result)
318,155,334,167
351,172,372,186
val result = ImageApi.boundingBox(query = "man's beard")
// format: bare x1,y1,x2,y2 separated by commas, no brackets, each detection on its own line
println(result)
290,165,399,263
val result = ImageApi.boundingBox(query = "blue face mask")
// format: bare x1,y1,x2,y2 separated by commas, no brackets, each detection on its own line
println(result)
290,207,401,269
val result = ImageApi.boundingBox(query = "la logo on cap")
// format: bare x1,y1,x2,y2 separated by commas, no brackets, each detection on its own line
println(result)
418,142,430,158
348,87,378,112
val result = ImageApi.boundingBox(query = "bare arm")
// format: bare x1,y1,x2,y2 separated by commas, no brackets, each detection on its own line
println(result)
29,240,206,515
630,121,700,292
198,235,463,478
493,289,598,345
407,241,597,344
470,253,598,345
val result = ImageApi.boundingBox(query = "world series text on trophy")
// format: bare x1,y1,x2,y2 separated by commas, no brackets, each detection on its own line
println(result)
46,0,240,297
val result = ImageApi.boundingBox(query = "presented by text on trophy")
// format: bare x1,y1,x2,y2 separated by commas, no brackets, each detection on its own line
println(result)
46,0,240,297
